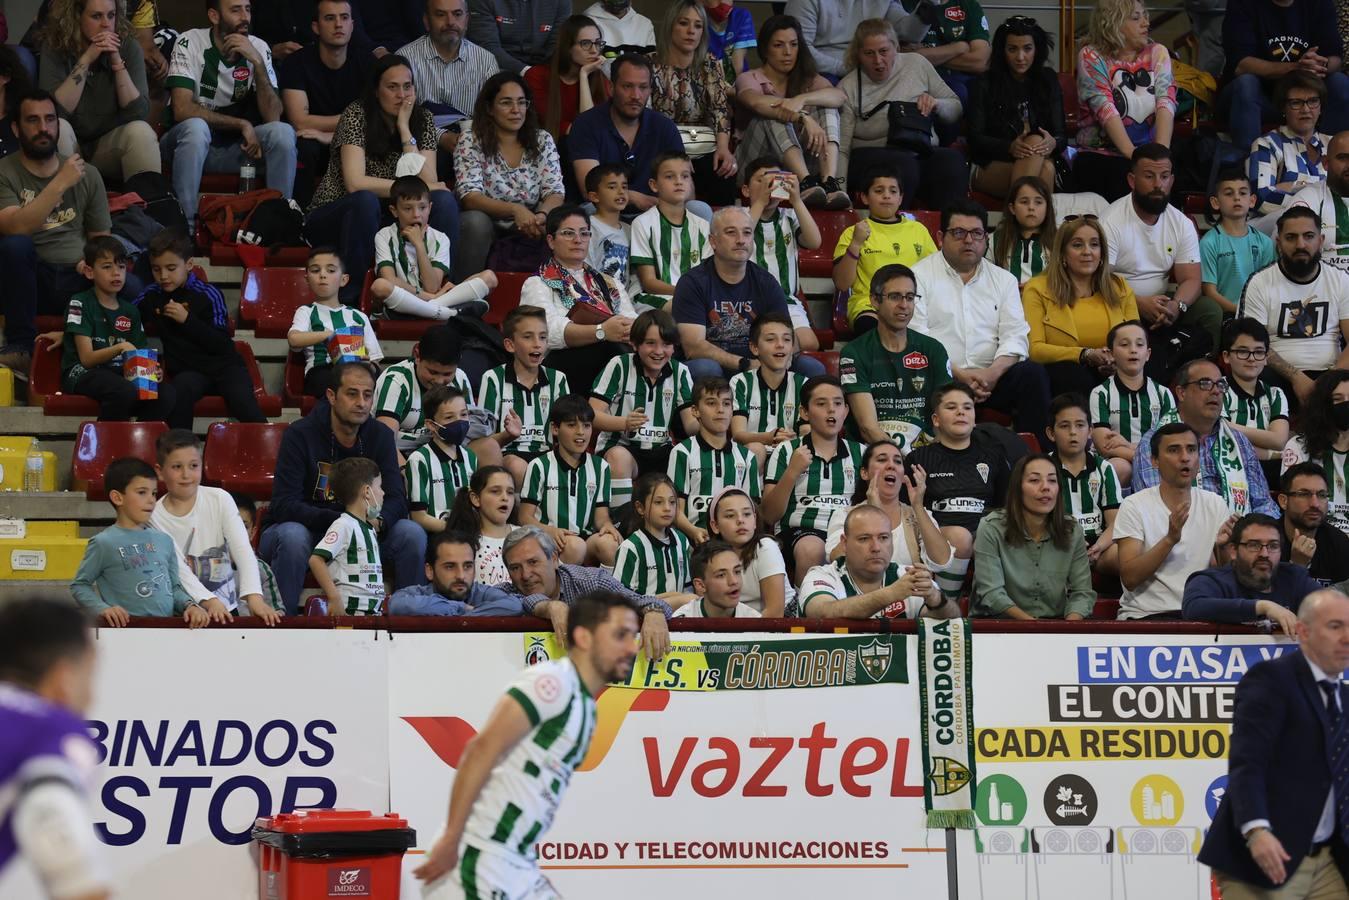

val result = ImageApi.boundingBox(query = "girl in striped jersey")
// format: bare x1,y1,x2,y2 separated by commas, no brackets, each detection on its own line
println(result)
445,467,519,587
1088,320,1177,486
615,473,698,606
707,487,794,616
989,176,1056,287
1282,371,1349,538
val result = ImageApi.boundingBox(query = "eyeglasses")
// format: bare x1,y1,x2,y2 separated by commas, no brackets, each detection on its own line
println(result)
877,291,920,303
1228,347,1269,360
1286,489,1331,501
1286,97,1323,110
1179,377,1227,392
577,38,608,51
495,98,531,110
1062,213,1100,223
556,228,592,240
946,227,987,242
1237,540,1282,554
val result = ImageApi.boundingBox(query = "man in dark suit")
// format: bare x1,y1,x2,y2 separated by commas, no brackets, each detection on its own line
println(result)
1200,589,1349,899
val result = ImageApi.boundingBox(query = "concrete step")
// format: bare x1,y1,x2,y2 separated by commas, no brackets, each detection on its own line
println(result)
0,580,77,603
0,491,116,524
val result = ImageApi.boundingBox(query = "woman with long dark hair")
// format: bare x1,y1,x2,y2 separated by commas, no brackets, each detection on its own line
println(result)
454,72,565,278
1283,369,1349,538
525,14,608,142
967,16,1065,201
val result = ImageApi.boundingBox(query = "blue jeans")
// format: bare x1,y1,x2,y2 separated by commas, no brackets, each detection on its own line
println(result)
160,118,297,223
259,518,427,614
685,354,827,381
304,189,460,305
1221,72,1349,151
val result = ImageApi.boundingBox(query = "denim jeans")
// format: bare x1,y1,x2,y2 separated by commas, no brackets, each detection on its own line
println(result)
259,517,428,614
1221,72,1349,152
160,118,297,223
685,354,827,381
0,236,89,347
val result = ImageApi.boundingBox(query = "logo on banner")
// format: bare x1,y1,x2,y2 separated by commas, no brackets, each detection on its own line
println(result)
929,757,973,796
1043,774,1097,825
1131,774,1183,825
327,866,370,895
975,774,1027,826
1204,775,1228,820
525,636,551,666
858,638,893,681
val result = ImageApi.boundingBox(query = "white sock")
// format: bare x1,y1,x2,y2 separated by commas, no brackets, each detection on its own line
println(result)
436,278,491,309
384,285,452,320
611,478,633,510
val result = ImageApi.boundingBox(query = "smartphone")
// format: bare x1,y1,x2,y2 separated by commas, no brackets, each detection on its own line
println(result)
770,171,791,201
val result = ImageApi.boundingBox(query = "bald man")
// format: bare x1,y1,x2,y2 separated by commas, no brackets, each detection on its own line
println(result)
1200,588,1349,898
1293,131,1349,273
673,207,825,381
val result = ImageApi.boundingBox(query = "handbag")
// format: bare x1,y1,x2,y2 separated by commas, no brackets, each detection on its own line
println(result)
858,69,933,157
677,124,717,158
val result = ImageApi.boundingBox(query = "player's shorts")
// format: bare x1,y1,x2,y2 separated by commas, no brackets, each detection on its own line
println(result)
625,444,672,474
781,527,827,556
503,449,546,464
421,844,560,900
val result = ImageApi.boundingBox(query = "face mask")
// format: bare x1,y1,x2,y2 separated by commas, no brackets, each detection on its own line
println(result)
1334,401,1349,431
436,420,472,446
706,2,732,23
366,500,383,520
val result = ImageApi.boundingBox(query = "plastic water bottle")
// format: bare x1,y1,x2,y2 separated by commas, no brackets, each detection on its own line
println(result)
23,442,43,492
238,162,257,193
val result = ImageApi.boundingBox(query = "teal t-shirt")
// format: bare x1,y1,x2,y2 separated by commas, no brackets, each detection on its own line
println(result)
1200,225,1276,306
71,525,195,616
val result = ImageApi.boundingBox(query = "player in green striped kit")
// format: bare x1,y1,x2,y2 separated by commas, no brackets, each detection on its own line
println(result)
762,375,865,585
1047,394,1122,576
1088,321,1177,486
614,472,696,603
742,156,825,355
415,591,641,900
374,326,478,456
309,458,386,615
669,377,761,542
521,395,622,567
1221,319,1290,476
629,153,709,309
481,307,568,487
407,386,479,534
730,313,807,471
288,249,384,397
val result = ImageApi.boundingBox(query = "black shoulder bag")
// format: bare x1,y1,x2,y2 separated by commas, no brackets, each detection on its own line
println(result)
857,68,934,158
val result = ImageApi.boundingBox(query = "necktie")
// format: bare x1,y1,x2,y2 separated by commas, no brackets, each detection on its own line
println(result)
1322,680,1349,841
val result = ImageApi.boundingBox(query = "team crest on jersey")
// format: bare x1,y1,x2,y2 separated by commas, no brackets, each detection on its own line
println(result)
903,351,929,369
663,387,674,403
114,316,132,332
976,462,990,483
843,461,856,479
1089,473,1101,494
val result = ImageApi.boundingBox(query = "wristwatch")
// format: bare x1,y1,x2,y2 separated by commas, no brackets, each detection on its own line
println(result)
402,137,418,148
595,323,607,342
1177,300,1189,314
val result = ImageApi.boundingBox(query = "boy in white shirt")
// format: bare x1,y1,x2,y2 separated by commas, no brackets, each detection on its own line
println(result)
288,247,384,397
629,152,709,310
310,457,387,616
584,163,631,285
742,155,822,353
671,540,762,619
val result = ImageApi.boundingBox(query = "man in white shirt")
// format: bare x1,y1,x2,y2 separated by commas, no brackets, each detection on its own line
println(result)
1294,129,1349,271
581,0,655,55
1115,422,1235,619
911,199,1051,437
1239,205,1349,404
1101,143,1217,367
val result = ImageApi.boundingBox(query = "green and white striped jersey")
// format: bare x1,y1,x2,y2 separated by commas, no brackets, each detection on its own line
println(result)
374,223,452,293
752,207,801,297
615,528,692,595
480,365,571,455
464,658,595,863
795,559,919,619
1052,451,1122,544
591,354,693,453
1223,379,1289,431
667,435,761,529
995,235,1045,287
374,358,475,452
521,450,611,535
1089,374,1177,443
766,436,865,532
406,442,478,519
628,207,709,307
730,369,806,436
1282,435,1349,535
165,28,276,113
289,303,384,374
311,513,384,615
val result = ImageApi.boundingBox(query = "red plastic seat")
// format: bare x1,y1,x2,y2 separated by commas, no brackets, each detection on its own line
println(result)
29,338,98,415
1018,432,1041,453
244,267,312,338
486,270,528,327
210,242,310,268
72,421,169,500
798,210,857,279
185,341,283,418
284,351,317,414
831,290,852,340
802,350,839,378
910,209,942,246
1091,597,1121,619
203,421,287,499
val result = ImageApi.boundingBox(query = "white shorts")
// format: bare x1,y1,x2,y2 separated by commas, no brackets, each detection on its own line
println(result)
421,843,560,900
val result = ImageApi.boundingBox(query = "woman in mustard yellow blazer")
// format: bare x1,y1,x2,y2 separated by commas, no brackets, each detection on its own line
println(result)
1022,216,1139,398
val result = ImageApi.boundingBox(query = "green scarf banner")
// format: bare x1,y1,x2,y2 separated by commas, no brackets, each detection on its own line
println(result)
919,617,977,829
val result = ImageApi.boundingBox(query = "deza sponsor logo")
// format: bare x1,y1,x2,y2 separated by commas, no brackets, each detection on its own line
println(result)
406,689,924,800
88,718,339,846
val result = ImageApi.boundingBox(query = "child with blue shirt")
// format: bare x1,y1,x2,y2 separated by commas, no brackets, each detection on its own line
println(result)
1201,168,1276,316
71,457,210,628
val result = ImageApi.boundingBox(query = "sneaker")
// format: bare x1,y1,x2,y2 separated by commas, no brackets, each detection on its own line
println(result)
799,175,827,208
442,298,490,319
822,177,852,210
0,345,31,374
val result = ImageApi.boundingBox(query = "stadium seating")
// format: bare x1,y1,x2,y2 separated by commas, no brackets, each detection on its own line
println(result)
284,352,318,414
799,210,857,279
29,338,97,415
1018,432,1042,453
241,267,310,336
71,420,168,500
190,341,283,417
802,350,839,378
203,422,288,499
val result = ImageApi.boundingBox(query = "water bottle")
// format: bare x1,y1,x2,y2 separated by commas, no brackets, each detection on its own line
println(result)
238,162,257,193
23,442,43,492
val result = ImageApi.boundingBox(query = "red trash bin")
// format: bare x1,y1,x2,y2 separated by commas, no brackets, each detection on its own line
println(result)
253,809,417,899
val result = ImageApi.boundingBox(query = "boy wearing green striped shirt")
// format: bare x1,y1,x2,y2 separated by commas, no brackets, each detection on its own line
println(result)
671,540,763,619
310,457,387,616
480,306,567,487
1089,320,1177,487
629,152,709,310
288,248,384,397
730,312,806,471
1221,318,1290,476
1047,394,1122,576
521,394,622,567
407,386,479,535
669,377,761,543
742,156,824,354
615,472,697,605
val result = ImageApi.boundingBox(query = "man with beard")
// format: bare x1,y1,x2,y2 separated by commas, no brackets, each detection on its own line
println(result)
1101,143,1218,360
1182,513,1318,631
388,531,525,614
580,0,655,56
467,0,570,72
1238,206,1349,404
1280,462,1349,584
1297,131,1349,270
0,89,111,373
161,0,296,228
279,0,373,206
415,590,641,898
397,0,499,155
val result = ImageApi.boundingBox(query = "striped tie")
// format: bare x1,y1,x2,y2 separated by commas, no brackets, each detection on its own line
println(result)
1321,680,1349,841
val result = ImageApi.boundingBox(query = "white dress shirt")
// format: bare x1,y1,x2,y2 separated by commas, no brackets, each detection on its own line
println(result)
910,252,1029,369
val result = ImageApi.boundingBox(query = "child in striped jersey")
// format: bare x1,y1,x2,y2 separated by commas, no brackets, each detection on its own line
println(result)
988,177,1056,288
590,310,697,508
731,313,807,472
1221,318,1290,483
669,376,761,543
309,457,387,616
629,152,709,310
521,394,622,566
741,156,823,353
407,386,479,535
1047,394,1122,576
615,472,697,606
480,306,565,487
445,466,519,586
672,540,763,619
289,248,384,398
369,176,497,321
1089,320,1176,486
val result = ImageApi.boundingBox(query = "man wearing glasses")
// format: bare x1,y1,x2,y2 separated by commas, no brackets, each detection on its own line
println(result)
1181,513,1318,631
1133,358,1281,516
1280,462,1349,585
1237,206,1349,405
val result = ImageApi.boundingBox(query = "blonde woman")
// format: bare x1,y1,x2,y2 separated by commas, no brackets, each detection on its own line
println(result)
1073,0,1175,200
38,0,159,179
1022,215,1139,397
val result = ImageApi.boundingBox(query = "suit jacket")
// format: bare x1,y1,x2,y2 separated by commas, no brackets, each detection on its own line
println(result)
1199,649,1349,888
1021,273,1140,365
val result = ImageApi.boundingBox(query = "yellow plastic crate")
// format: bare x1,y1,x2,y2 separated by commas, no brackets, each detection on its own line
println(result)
0,366,13,406
0,537,87,580
0,449,58,491
0,436,34,453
